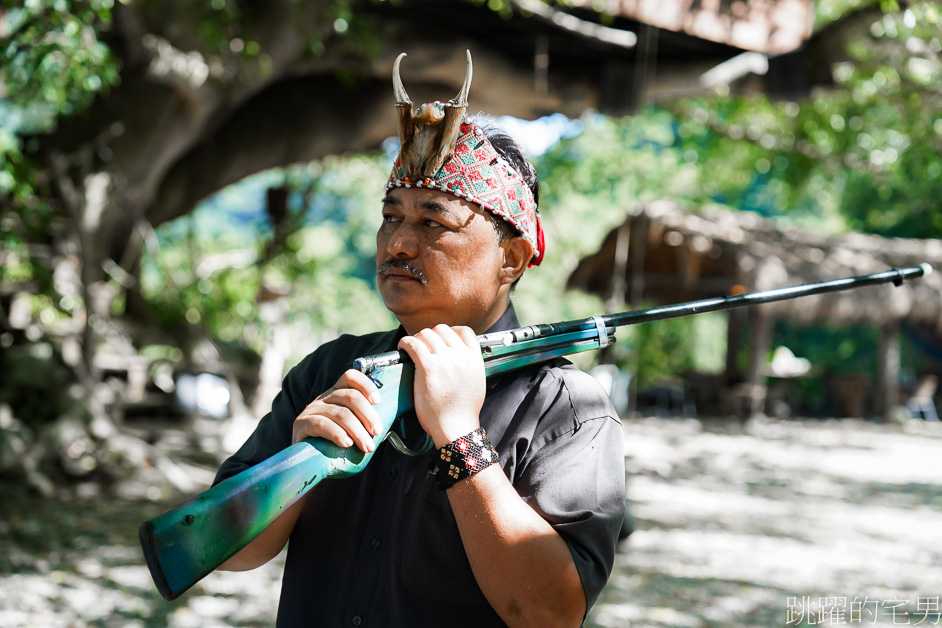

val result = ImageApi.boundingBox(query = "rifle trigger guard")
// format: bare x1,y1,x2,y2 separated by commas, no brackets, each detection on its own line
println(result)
592,316,612,349
366,373,383,389
385,431,435,456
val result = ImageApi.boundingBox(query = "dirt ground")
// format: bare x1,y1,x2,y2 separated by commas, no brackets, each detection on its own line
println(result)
590,416,942,628
1,415,940,628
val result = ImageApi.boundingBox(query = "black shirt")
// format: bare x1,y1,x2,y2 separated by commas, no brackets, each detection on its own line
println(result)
215,306,626,627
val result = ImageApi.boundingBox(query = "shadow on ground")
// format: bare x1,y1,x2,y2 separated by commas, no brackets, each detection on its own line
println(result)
587,417,942,628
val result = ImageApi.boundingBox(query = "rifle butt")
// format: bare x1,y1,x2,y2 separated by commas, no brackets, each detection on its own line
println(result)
139,439,359,600
139,363,414,600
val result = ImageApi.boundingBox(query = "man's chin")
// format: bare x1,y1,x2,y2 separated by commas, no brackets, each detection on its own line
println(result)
380,291,422,317
380,280,422,302
381,298,444,332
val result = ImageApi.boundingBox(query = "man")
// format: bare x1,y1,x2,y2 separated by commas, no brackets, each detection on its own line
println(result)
214,52,625,627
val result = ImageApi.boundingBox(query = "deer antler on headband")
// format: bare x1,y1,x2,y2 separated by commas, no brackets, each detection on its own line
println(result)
393,50,473,180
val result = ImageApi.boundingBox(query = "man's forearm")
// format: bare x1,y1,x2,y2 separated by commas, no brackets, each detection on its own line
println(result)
447,464,587,628
218,493,309,572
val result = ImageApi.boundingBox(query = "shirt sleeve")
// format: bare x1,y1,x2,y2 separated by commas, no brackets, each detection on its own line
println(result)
513,367,626,610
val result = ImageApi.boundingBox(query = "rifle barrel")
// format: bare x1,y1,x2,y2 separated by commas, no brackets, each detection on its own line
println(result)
483,264,932,351
355,265,931,375
602,264,931,330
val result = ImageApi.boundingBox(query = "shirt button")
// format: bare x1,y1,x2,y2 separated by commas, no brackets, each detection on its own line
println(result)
370,537,382,550
388,467,399,479
352,616,362,626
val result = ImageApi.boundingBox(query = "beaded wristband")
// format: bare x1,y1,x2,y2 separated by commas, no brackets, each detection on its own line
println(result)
431,427,499,490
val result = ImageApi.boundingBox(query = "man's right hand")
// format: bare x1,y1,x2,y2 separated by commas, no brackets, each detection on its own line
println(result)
291,369,383,452
224,369,383,573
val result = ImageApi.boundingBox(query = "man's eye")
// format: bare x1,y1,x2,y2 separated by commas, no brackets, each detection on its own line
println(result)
424,220,442,228
382,213,398,223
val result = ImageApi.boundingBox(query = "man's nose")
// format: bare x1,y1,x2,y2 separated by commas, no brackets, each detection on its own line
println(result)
385,222,419,258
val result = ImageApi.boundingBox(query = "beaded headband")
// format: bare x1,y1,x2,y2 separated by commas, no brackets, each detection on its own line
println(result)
385,51,544,267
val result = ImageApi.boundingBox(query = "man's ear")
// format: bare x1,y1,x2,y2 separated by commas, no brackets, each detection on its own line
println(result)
500,237,533,286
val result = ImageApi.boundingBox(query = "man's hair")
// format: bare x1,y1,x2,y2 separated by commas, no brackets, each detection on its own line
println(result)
468,116,540,248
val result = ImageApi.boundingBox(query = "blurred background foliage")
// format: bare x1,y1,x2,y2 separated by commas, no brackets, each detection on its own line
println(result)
140,154,397,359
1,0,117,238
2,0,942,484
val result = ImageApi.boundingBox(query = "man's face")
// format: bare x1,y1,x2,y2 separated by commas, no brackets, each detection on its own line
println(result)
376,187,508,334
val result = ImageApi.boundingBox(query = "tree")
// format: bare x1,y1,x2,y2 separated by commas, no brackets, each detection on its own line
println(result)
0,0,633,484
664,2,942,238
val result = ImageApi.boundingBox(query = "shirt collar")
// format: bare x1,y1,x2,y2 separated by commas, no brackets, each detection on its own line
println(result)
482,303,520,335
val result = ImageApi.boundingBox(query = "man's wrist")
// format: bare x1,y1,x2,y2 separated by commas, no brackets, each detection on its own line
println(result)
430,427,499,490
430,417,481,449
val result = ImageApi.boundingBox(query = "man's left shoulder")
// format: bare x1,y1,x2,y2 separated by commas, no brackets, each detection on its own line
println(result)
540,361,620,424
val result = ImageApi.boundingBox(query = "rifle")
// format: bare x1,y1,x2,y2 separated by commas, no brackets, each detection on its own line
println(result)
139,264,930,600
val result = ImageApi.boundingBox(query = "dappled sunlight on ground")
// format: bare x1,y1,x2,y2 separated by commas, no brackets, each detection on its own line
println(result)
588,417,942,628
1,416,940,627
0,532,283,628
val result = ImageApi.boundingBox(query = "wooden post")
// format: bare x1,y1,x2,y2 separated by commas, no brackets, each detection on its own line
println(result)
874,320,901,422
726,308,744,383
605,221,631,315
599,220,630,365
742,308,773,417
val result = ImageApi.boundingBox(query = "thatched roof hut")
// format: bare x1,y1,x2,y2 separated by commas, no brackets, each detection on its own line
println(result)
568,200,942,327
567,200,942,418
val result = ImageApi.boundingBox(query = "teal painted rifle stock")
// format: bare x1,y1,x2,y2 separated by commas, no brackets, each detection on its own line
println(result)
139,363,414,601
139,264,930,601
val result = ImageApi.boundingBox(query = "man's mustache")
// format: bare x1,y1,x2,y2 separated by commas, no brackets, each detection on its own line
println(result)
377,259,428,285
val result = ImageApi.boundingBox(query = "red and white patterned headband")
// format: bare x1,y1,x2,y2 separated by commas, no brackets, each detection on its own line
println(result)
387,52,544,267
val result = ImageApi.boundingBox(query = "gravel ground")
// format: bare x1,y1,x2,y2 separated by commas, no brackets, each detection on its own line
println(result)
1,416,940,627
